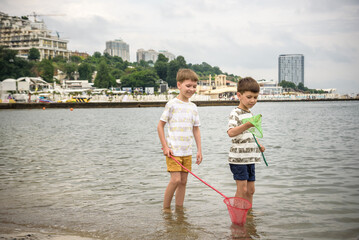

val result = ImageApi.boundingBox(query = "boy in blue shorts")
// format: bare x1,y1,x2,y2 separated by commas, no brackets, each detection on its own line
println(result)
157,68,203,210
227,77,265,205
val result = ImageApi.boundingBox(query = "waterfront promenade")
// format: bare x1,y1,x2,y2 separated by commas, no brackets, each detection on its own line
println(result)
0,98,358,109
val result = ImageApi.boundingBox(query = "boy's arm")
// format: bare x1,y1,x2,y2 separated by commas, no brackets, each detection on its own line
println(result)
228,122,266,152
157,120,173,157
227,122,254,137
255,139,266,152
193,126,202,165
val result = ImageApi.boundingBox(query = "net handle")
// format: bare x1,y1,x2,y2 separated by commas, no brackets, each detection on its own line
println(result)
167,154,228,199
253,135,268,166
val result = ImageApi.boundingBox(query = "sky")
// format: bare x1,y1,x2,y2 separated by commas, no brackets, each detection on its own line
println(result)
1,0,359,94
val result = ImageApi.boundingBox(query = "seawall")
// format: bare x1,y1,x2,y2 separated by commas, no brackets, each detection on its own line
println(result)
0,98,358,109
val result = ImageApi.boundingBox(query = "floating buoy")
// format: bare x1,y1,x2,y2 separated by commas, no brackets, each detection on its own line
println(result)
70,108,73,111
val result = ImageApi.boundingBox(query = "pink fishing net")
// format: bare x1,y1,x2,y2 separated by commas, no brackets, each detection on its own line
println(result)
223,197,252,225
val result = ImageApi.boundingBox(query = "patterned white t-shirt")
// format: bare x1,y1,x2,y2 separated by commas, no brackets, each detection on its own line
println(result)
227,108,261,164
160,98,200,156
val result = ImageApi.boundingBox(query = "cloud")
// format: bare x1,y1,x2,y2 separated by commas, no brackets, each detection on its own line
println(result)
1,0,359,93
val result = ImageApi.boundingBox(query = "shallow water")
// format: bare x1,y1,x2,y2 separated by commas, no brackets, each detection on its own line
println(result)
0,101,359,239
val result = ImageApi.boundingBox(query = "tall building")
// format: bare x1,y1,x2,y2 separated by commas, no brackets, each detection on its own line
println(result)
278,54,304,85
136,49,175,63
0,12,69,60
158,50,175,61
136,49,158,62
104,39,130,62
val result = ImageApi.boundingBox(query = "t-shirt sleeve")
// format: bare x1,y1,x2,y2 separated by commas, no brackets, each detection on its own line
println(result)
193,105,200,127
227,109,239,131
160,102,171,122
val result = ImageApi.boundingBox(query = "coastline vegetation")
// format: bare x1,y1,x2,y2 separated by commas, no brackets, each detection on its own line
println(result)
278,80,328,94
0,46,239,90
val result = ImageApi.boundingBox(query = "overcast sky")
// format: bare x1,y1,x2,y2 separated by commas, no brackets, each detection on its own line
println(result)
1,0,359,94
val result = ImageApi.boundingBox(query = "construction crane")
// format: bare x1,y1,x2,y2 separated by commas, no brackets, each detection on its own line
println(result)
27,11,65,22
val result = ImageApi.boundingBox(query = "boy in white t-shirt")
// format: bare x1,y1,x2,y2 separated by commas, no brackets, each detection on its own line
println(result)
157,69,202,210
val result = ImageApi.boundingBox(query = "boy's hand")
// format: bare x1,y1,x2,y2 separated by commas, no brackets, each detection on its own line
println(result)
196,151,203,165
259,144,265,152
162,147,173,157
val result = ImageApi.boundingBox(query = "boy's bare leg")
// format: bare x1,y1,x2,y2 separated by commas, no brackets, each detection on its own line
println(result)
235,180,255,205
246,181,255,204
163,172,181,209
235,180,249,200
175,172,188,206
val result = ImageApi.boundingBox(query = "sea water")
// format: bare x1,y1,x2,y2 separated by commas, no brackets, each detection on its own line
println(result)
0,101,358,239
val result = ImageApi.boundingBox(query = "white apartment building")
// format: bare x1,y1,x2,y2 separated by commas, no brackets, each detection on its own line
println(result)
136,49,175,63
0,12,70,60
158,50,175,61
137,49,157,62
104,39,130,62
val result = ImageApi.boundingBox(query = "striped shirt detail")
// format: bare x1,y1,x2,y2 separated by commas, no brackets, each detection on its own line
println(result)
228,108,261,164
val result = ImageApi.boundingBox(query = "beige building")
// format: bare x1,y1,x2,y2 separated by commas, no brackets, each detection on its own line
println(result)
197,74,238,99
104,39,130,61
0,12,69,60
136,49,176,63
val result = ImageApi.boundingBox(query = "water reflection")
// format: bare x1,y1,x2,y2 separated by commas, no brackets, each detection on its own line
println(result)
230,210,259,240
162,206,199,240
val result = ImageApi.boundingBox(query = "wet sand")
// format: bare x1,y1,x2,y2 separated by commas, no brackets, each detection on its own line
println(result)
0,223,97,240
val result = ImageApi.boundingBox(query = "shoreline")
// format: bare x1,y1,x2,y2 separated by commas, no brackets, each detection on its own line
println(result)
0,98,358,109
0,223,98,240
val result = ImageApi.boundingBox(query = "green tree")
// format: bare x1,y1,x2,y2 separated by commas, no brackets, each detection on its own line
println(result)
279,80,297,90
154,54,169,81
70,55,82,63
110,68,124,80
166,56,188,87
121,69,159,88
64,62,77,79
94,60,115,88
297,82,309,92
157,54,169,63
0,46,34,80
78,62,94,81
93,52,102,59
28,48,40,61
52,55,66,63
38,59,54,82
176,56,187,68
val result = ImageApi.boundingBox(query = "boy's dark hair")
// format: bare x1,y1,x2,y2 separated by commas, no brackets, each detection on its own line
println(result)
176,69,199,83
237,77,260,94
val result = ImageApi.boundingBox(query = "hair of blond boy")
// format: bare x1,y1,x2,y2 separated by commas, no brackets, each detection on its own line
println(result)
176,69,199,83
237,77,260,94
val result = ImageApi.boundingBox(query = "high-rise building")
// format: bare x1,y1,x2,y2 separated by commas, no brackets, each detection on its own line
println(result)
104,39,130,61
278,54,304,85
158,50,175,61
136,49,158,62
136,49,175,63
0,12,69,60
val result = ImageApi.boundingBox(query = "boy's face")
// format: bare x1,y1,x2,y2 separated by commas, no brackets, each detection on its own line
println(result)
177,79,197,101
237,91,259,111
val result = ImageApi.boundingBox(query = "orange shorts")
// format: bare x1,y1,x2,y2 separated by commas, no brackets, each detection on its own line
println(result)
166,155,192,172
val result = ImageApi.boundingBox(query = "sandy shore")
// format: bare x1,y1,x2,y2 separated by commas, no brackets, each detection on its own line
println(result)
0,223,98,240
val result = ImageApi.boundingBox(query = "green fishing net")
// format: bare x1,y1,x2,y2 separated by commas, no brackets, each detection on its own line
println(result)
242,114,263,138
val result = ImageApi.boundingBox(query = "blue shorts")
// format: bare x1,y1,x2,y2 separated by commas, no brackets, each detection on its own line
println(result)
229,164,255,181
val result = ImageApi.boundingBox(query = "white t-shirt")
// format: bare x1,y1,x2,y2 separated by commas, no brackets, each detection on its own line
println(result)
160,98,200,156
227,108,261,164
